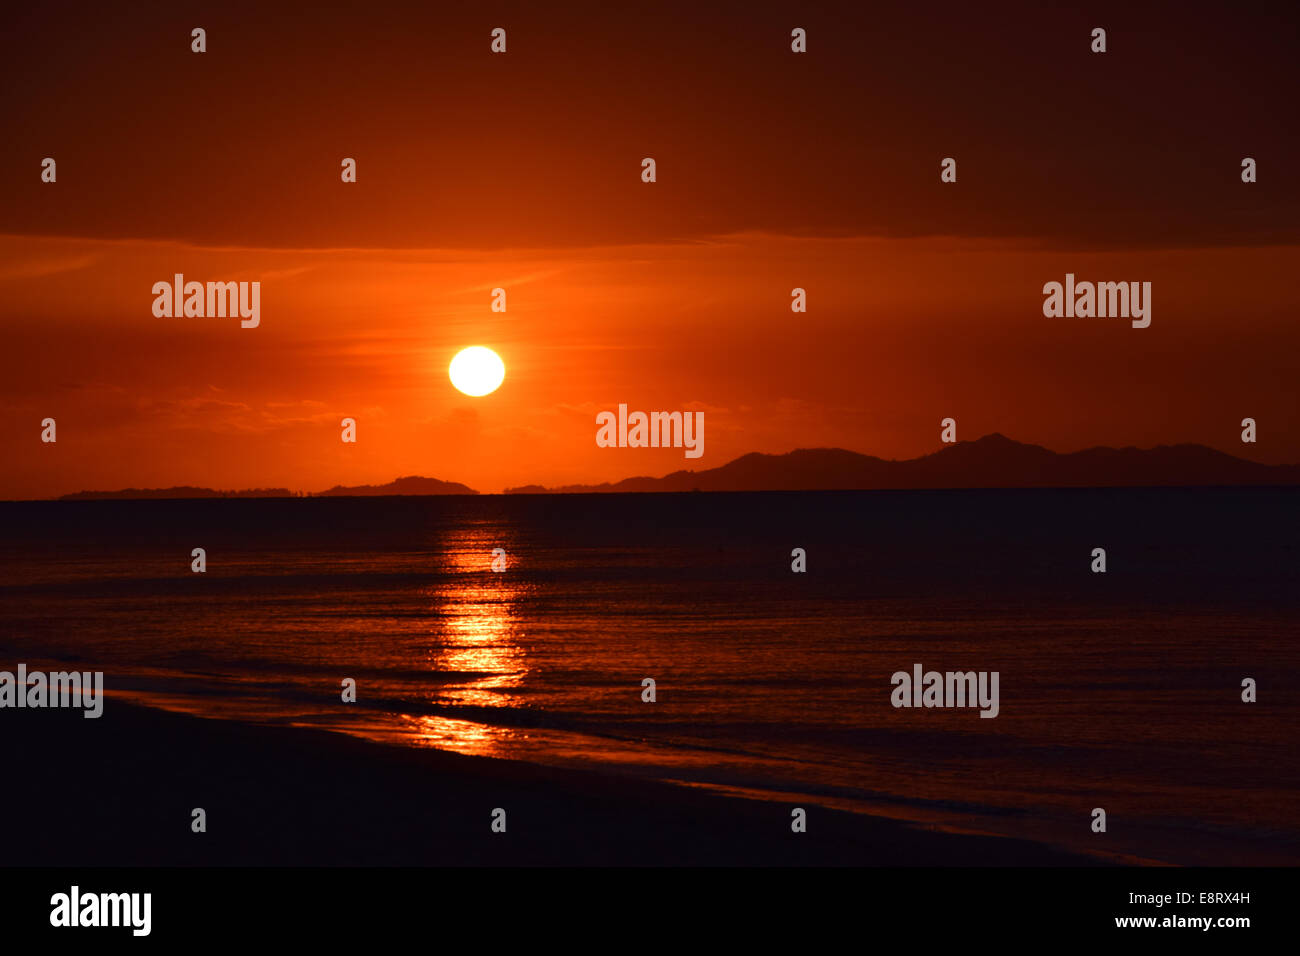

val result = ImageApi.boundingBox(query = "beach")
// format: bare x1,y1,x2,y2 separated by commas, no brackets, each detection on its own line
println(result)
3,699,1094,867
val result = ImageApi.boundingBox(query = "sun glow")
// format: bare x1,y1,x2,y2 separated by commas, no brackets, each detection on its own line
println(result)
449,346,505,397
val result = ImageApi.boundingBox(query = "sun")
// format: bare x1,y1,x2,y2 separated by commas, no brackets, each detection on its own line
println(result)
449,346,506,397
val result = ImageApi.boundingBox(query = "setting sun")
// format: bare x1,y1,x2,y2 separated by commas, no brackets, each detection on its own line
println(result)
448,346,505,397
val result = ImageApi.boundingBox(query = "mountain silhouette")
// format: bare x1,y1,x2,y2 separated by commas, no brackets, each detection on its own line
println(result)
505,434,1300,493
315,476,478,497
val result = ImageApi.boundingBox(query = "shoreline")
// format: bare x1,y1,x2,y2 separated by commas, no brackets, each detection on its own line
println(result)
5,700,1100,867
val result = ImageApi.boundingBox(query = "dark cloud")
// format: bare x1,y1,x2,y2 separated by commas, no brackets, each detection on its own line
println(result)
2,1,1296,250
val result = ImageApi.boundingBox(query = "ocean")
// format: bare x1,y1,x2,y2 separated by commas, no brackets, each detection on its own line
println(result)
1,488,1297,865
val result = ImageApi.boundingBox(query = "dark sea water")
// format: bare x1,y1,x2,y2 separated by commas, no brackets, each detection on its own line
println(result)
1,488,1297,865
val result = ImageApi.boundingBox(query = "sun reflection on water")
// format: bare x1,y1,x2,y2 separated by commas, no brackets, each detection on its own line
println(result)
402,529,531,757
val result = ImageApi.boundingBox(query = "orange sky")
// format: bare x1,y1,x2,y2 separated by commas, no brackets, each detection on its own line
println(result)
3,232,1298,497
1,1,1298,497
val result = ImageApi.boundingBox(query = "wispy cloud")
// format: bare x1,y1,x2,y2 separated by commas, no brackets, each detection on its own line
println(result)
0,252,99,282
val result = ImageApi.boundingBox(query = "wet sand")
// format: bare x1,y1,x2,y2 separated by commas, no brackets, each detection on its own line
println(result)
3,701,1097,866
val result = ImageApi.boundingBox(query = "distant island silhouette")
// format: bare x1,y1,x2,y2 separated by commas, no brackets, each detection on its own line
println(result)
52,435,1300,500
59,486,298,501
59,476,477,501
